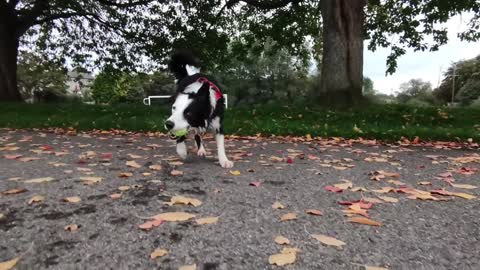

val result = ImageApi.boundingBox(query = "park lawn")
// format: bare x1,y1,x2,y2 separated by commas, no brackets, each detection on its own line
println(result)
0,102,479,141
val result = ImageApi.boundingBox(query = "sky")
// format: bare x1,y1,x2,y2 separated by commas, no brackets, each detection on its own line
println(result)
363,14,480,95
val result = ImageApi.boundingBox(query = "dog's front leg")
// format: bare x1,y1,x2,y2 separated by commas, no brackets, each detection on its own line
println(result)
195,134,207,157
215,134,233,168
176,136,188,159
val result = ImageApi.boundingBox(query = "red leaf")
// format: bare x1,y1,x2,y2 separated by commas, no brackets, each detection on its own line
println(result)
338,200,373,209
101,153,113,159
286,157,294,164
437,172,453,178
458,167,478,175
41,145,53,151
324,186,343,193
4,154,22,160
249,181,261,187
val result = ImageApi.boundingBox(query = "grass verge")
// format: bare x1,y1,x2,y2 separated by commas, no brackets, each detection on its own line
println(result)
0,102,479,141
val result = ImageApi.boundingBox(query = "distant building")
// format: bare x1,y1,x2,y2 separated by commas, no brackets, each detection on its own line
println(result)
66,71,94,97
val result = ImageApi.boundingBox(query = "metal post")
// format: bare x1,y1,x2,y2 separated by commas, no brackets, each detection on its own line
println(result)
451,64,456,104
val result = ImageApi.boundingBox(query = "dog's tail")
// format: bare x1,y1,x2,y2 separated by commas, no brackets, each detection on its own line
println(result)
168,49,201,80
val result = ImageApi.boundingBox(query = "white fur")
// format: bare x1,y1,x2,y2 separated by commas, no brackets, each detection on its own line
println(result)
176,141,187,159
210,116,221,132
184,81,203,94
167,94,192,131
186,65,200,75
197,145,207,157
216,134,233,168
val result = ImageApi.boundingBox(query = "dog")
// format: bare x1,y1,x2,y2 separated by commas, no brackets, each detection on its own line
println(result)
164,50,234,168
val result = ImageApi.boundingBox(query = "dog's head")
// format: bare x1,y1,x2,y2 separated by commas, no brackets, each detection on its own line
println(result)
165,82,211,132
168,49,201,82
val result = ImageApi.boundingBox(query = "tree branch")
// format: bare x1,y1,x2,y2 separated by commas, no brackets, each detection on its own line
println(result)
96,0,156,8
239,0,301,9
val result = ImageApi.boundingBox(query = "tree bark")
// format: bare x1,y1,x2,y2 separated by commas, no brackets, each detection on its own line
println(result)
0,15,22,101
318,0,366,107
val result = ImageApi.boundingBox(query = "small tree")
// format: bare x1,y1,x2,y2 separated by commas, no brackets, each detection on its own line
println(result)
396,79,434,105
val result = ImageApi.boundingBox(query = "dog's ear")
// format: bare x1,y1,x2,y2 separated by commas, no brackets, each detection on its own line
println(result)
197,82,210,98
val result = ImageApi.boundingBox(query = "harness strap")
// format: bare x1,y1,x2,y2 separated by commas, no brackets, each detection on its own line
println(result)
197,77,222,100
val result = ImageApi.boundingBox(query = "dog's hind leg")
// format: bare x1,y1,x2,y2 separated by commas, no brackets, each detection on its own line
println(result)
195,134,207,157
215,133,233,168
176,136,188,159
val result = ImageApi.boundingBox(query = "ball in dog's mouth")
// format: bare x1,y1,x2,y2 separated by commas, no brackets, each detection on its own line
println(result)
169,128,189,139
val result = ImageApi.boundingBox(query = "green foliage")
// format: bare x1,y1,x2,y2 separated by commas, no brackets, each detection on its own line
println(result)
434,55,480,104
363,77,376,96
17,51,67,101
396,79,435,105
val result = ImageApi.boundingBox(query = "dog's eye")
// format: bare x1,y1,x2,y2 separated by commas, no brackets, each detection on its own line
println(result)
172,106,176,111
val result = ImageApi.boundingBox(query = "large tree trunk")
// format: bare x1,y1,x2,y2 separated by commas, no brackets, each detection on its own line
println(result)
318,0,366,107
0,19,22,102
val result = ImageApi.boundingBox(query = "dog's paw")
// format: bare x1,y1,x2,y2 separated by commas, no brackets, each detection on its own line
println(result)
197,147,207,157
176,145,188,160
219,159,234,168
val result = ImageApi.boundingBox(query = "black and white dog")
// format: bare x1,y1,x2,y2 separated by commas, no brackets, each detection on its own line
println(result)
164,51,234,168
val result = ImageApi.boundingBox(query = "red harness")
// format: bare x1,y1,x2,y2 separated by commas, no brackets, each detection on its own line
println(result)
197,77,223,100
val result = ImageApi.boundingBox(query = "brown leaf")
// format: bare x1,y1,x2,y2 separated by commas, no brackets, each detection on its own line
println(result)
343,204,369,217
24,177,55,183
418,181,432,186
348,217,382,226
110,193,122,199
128,154,143,159
178,264,197,270
280,212,297,221
268,247,299,266
18,157,40,162
334,179,353,190
195,217,219,225
362,197,384,204
170,170,184,176
150,212,196,222
305,209,323,216
80,176,103,185
126,160,142,168
272,201,285,209
149,165,162,171
0,257,20,270
166,196,202,207
150,248,168,259
3,154,22,160
378,196,399,203
118,172,133,178
62,196,81,203
64,224,79,231
365,266,389,270
274,236,290,245
311,234,346,248
138,218,164,230
118,185,131,191
2,188,28,195
28,195,45,205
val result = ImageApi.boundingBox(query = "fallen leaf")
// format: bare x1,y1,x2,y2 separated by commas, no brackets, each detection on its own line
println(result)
128,153,143,159
387,179,405,186
118,172,133,178
311,234,346,248
324,186,343,193
196,217,219,225
18,157,40,162
166,196,202,207
150,212,196,222
149,165,162,171
280,212,297,221
64,224,79,231
80,176,103,185
418,181,432,186
274,236,290,245
100,153,113,159
362,197,384,204
348,217,382,226
126,160,142,168
118,185,131,191
249,181,261,187
178,264,197,270
3,154,22,160
451,192,477,200
27,195,44,205
268,247,299,266
138,218,164,230
171,170,183,176
110,193,122,199
372,187,395,193
2,188,27,195
351,187,368,192
0,213,4,220
378,196,399,203
0,257,19,270
343,203,369,217
230,170,241,176
24,177,54,183
62,196,81,203
365,266,389,270
450,183,477,190
272,201,285,209
150,248,168,259
334,180,353,190
305,209,323,216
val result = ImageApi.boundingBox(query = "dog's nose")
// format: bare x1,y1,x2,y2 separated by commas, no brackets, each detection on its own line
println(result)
164,120,174,130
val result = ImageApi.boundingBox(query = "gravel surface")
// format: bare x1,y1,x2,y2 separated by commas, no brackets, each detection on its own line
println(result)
1,129,479,270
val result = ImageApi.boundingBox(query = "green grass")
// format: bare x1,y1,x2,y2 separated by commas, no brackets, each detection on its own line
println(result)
1,102,479,141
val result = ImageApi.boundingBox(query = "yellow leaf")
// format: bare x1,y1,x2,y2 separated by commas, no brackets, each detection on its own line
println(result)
150,248,168,259
274,236,290,245
280,212,297,221
348,217,382,226
178,264,197,270
365,266,389,270
0,257,19,270
334,180,353,190
196,217,219,225
268,247,298,266
451,192,477,200
166,196,202,207
451,183,477,190
126,160,141,168
62,196,81,203
27,195,45,205
378,196,399,203
272,201,285,209
150,212,195,222
229,170,241,176
311,234,346,248
24,177,54,183
362,197,383,204
80,176,103,185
